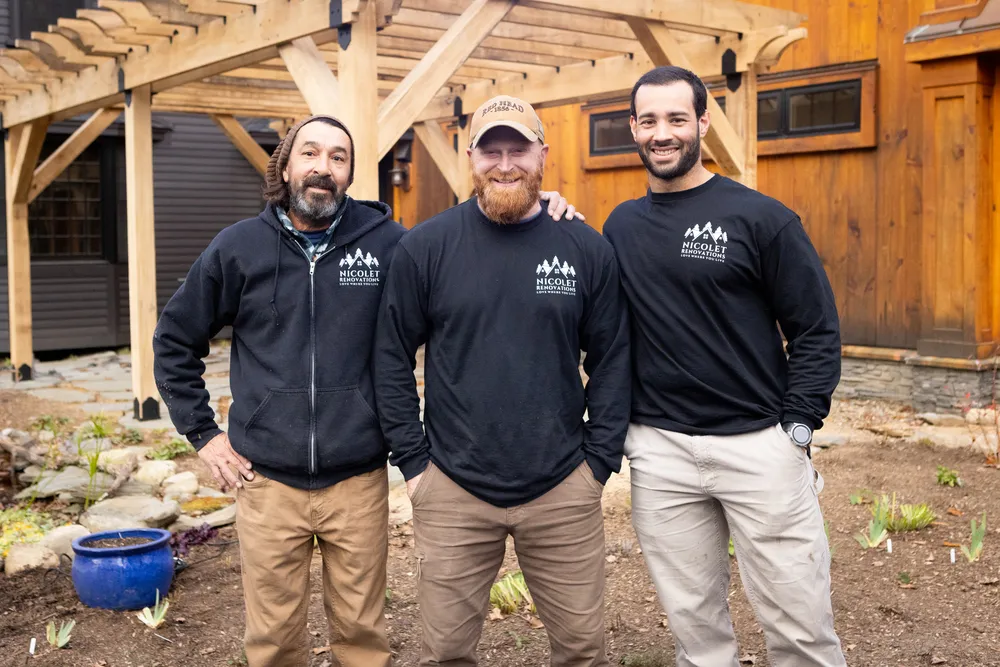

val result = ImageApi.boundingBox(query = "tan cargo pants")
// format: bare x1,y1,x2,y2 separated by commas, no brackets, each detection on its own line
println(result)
235,466,392,667
410,460,609,666
626,423,847,667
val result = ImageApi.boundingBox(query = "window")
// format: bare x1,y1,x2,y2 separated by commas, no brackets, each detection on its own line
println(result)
28,138,116,261
588,110,634,156
757,92,782,137
786,81,862,135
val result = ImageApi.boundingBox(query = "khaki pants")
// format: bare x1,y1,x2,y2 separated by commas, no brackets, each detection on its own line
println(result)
626,423,847,667
411,461,608,666
235,466,391,667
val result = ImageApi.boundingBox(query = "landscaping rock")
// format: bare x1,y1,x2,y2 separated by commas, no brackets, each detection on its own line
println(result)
912,427,976,450
80,496,180,531
916,412,968,428
78,437,113,454
180,496,234,516
812,433,850,449
40,525,90,561
115,479,157,497
13,466,115,503
97,446,152,471
4,543,59,575
865,423,912,439
37,430,55,443
134,460,177,487
162,471,199,500
966,408,998,426
18,465,42,484
170,503,237,533
2,428,34,447
197,486,227,498
79,512,148,533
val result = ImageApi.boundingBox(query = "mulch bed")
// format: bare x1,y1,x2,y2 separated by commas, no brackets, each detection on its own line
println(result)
2,436,998,666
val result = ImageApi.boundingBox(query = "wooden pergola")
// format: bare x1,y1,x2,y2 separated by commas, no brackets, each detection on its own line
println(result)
0,0,805,420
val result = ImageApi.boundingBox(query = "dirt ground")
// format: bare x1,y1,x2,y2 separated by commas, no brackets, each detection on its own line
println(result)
2,394,1000,667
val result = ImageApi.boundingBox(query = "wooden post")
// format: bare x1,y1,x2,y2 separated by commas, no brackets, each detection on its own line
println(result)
210,114,269,176
456,119,474,201
125,85,161,420
724,68,758,190
338,2,380,201
4,119,48,381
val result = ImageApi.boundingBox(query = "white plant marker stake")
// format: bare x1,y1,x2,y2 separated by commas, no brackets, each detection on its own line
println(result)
29,637,36,654
887,539,892,553
951,548,956,563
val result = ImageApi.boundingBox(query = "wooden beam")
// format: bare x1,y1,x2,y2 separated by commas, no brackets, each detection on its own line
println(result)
279,36,340,112
626,18,745,176
725,69,757,189
918,0,988,25
124,85,160,420
412,121,459,195
4,122,45,382
3,0,345,127
10,119,49,202
210,114,269,176
377,0,515,160
526,0,802,35
29,108,121,203
339,2,380,200
456,121,473,200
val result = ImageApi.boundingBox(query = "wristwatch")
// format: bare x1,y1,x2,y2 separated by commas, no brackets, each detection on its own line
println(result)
783,422,813,453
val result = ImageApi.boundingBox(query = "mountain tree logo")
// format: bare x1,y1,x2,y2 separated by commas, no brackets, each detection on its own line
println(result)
684,222,728,245
536,255,577,278
339,248,380,269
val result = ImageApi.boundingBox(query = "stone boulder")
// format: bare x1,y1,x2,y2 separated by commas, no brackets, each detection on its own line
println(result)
40,525,90,561
170,503,237,533
13,466,115,503
18,465,43,485
97,446,152,471
966,408,998,426
162,471,199,501
77,437,114,454
916,412,968,428
134,460,177,487
4,543,59,576
80,496,180,532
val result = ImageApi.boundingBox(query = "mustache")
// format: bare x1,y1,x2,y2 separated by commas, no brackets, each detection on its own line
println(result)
301,175,338,192
644,140,683,150
485,167,527,182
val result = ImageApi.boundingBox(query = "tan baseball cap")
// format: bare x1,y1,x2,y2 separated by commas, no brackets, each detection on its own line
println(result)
468,95,545,149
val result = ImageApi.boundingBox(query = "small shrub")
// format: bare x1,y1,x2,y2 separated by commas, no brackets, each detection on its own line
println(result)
490,570,534,614
150,438,195,460
170,523,218,558
897,571,911,585
117,428,144,446
31,414,70,436
856,499,890,550
0,507,54,558
83,414,114,440
961,512,987,563
82,448,103,509
936,466,963,487
46,619,75,648
868,493,936,533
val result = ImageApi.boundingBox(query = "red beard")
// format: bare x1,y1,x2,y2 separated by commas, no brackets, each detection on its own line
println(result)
473,161,544,224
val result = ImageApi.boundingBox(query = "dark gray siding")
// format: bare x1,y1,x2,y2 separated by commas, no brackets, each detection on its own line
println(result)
0,0,11,46
0,113,269,354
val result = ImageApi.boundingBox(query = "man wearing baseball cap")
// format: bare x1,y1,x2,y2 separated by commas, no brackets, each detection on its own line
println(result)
374,95,630,666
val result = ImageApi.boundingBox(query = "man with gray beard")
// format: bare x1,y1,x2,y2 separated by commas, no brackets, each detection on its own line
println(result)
374,95,631,666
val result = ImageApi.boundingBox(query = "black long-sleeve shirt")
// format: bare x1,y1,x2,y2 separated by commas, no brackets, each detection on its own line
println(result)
602,175,841,435
374,198,631,507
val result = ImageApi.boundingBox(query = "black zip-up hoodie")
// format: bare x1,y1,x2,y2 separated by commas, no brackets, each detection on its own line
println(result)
153,198,406,490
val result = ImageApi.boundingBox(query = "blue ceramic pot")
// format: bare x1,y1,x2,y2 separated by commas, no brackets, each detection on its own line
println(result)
71,528,174,610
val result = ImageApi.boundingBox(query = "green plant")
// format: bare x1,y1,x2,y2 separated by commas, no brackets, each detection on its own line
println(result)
936,465,963,487
0,507,54,558
507,630,528,650
136,589,169,629
46,619,75,648
727,537,735,557
117,428,144,446
897,571,911,585
82,447,104,509
86,414,114,440
849,489,875,505
490,570,534,614
31,414,70,436
855,497,890,550
385,587,393,603
150,438,195,460
961,512,987,563
868,493,936,533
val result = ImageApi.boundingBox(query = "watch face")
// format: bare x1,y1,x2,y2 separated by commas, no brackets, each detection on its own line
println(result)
790,424,811,445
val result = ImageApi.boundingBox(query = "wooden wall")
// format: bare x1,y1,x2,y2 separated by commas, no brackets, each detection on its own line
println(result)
394,0,943,350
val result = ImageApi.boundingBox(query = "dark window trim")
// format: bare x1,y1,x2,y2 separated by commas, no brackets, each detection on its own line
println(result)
588,109,634,156
757,90,782,139
782,79,863,137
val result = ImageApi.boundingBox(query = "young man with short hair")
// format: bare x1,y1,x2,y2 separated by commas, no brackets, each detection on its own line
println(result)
374,95,631,666
602,66,847,667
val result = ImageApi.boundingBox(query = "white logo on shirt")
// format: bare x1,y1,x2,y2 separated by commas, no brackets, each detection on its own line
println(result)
339,248,380,286
536,255,578,296
681,222,728,263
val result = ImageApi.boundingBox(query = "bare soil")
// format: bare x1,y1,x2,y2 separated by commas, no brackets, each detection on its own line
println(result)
80,537,155,549
2,395,1000,666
